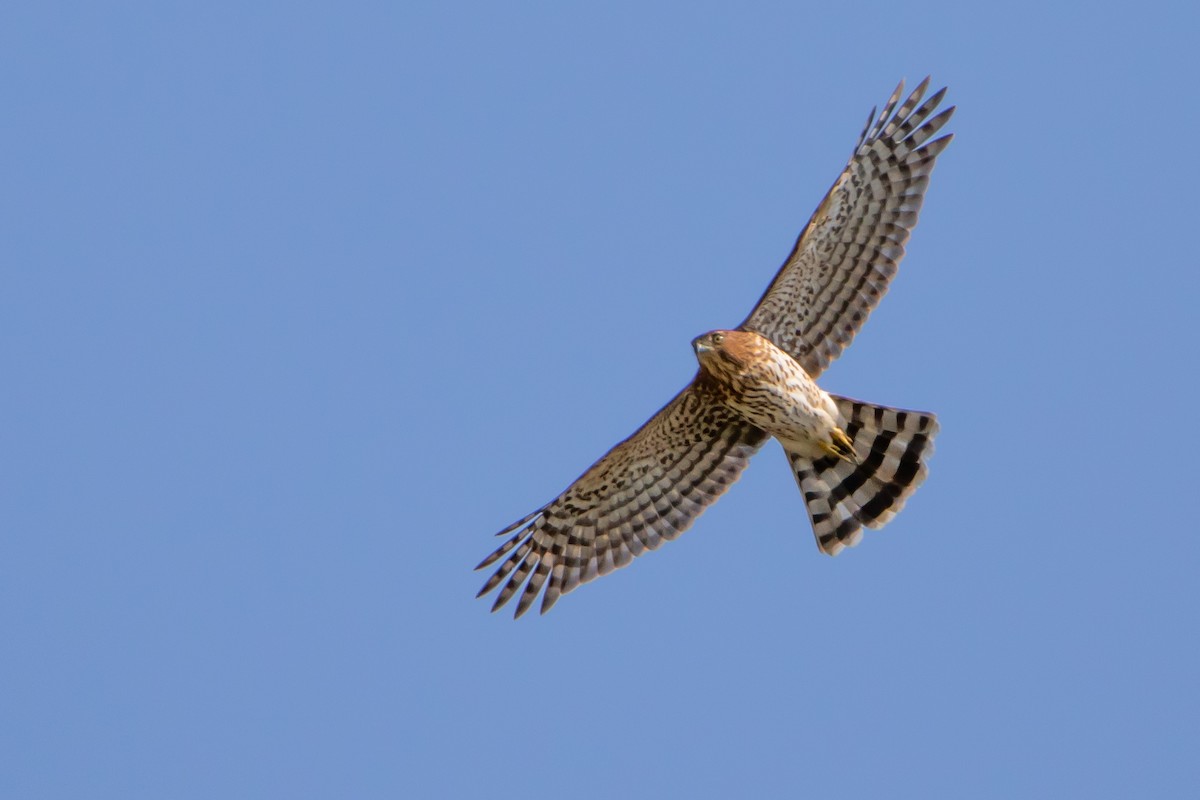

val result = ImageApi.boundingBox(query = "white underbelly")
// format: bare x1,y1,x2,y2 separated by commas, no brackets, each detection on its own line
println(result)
728,381,840,452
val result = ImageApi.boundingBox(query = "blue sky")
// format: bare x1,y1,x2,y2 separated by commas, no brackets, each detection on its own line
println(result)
3,2,1198,797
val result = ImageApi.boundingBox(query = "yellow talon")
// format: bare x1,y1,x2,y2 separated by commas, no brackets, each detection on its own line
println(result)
820,428,859,463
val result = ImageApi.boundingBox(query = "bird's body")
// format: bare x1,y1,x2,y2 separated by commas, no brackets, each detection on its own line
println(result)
693,328,938,555
693,330,845,461
476,78,955,617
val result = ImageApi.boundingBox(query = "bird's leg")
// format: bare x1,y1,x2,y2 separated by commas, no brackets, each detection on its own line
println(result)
819,428,859,463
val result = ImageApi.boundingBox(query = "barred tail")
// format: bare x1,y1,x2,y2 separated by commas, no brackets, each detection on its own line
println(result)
790,396,938,555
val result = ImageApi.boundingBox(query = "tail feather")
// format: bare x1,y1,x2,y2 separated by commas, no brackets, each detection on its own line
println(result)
790,396,938,555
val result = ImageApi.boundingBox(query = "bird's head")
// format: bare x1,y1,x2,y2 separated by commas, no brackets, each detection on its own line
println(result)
692,329,758,378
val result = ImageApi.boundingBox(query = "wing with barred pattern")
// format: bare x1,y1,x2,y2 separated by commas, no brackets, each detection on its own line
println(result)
739,78,954,378
475,377,767,618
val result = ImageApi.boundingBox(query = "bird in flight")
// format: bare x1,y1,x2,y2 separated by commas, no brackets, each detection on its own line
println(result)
477,78,954,618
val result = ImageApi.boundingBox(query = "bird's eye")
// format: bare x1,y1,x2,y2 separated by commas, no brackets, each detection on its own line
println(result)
711,332,725,345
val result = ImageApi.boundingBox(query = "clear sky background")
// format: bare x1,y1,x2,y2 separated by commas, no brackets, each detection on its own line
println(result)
3,2,1198,798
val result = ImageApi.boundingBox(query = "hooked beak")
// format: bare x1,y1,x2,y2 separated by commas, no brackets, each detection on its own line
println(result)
692,337,712,355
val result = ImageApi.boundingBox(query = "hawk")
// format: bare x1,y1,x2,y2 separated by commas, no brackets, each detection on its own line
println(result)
476,78,953,617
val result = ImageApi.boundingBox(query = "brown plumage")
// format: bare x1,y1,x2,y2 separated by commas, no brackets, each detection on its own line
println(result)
477,79,952,617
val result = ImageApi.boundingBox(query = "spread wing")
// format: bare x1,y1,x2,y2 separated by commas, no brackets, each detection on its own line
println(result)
739,78,954,378
475,377,767,618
